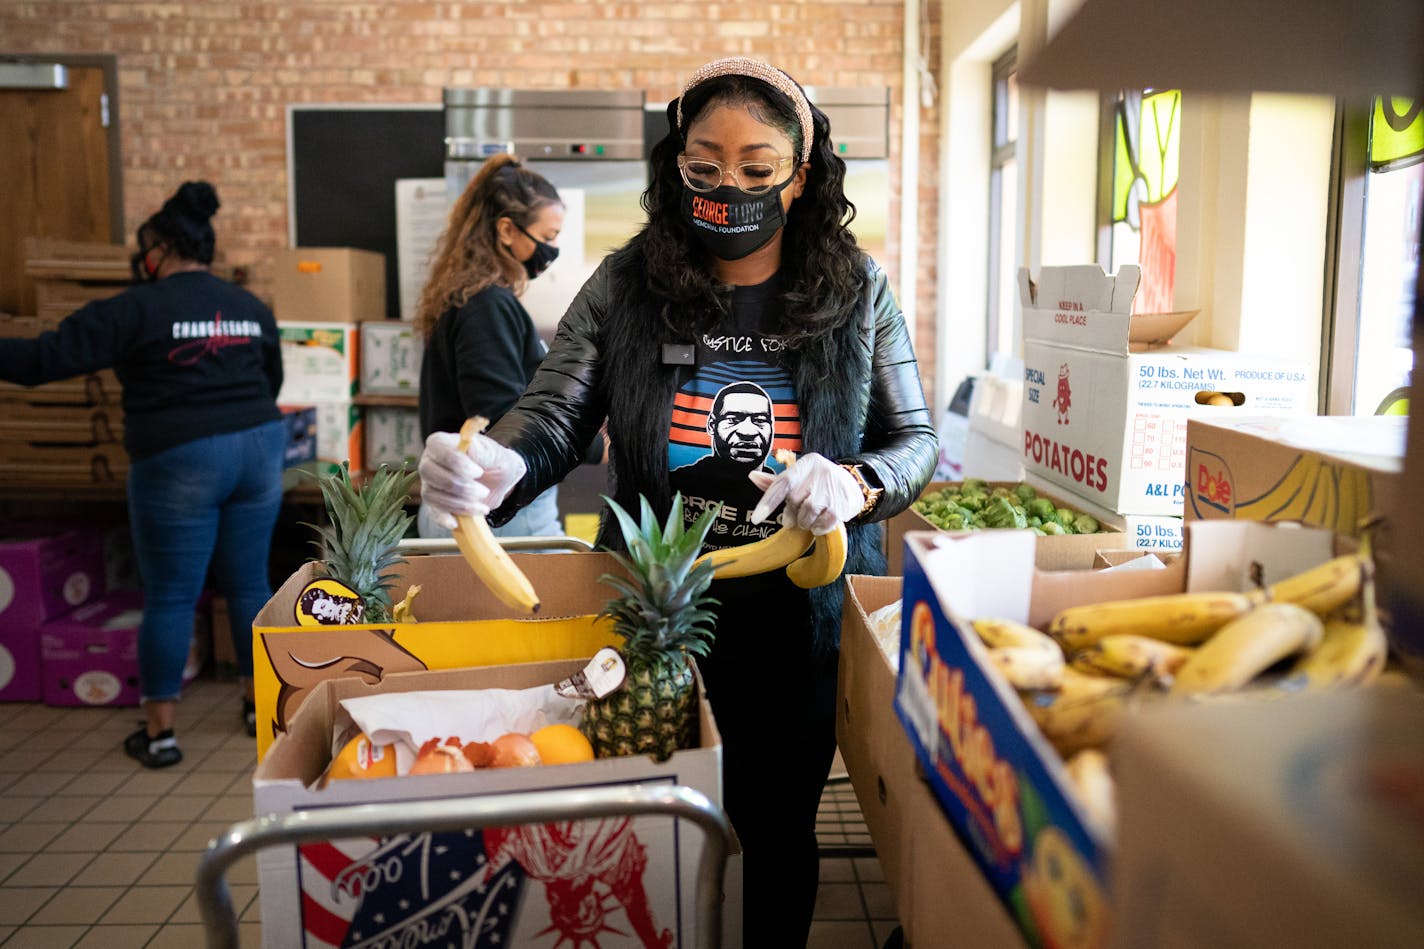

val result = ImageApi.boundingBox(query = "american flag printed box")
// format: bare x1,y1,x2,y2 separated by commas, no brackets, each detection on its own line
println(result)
252,662,741,949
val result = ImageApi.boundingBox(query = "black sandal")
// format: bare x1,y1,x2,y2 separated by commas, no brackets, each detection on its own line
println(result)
123,727,183,769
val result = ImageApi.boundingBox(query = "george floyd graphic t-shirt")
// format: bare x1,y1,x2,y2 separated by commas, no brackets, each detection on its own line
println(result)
668,274,802,552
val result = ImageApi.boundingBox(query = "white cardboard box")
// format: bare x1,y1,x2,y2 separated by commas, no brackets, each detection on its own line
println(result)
364,406,423,471
360,320,423,396
277,322,361,403
254,662,740,949
1019,265,1313,517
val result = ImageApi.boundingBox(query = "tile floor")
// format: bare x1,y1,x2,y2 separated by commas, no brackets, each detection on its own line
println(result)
0,678,898,949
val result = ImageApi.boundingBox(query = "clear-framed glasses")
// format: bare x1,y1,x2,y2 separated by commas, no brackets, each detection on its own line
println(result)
677,154,796,195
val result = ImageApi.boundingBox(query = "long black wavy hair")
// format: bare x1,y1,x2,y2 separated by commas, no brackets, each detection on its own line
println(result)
638,71,870,348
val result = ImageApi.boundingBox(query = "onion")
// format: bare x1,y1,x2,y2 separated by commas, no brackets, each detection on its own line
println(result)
490,732,542,768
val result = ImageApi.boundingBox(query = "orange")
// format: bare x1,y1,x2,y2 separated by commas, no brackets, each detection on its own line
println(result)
327,732,398,780
530,723,594,765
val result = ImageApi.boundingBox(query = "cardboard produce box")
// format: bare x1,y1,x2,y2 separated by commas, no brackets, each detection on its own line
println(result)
273,247,387,324
1111,688,1424,949
883,479,1134,576
254,661,738,949
364,405,422,471
893,520,1342,948
252,552,624,759
276,322,360,403
0,402,123,446
279,405,318,470
1019,264,1313,518
839,575,1028,948
277,400,364,476
360,319,423,396
0,370,120,406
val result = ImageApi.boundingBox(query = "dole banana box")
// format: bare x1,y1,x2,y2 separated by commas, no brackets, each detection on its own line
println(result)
251,552,625,760
894,520,1339,949
1018,264,1313,517
276,321,360,403
253,661,741,949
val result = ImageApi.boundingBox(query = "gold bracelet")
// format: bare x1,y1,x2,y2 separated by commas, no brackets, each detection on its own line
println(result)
839,463,883,518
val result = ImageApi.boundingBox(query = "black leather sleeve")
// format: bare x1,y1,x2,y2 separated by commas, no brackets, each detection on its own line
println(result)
839,269,938,522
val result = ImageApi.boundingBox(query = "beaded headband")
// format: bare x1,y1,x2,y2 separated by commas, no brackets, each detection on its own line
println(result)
676,57,814,164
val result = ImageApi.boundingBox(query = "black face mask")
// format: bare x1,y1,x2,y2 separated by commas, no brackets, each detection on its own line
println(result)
516,224,559,280
681,178,792,261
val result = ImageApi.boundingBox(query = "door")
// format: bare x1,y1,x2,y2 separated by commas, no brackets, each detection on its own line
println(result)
0,63,116,317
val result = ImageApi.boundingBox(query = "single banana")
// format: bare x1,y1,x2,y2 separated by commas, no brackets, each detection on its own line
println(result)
987,646,1065,690
1022,680,1134,758
1049,591,1256,651
1170,603,1324,696
695,525,815,578
451,417,540,614
972,617,1064,658
1257,552,1366,617
1287,558,1387,689
1070,634,1194,680
390,584,422,623
785,523,849,588
1063,748,1117,839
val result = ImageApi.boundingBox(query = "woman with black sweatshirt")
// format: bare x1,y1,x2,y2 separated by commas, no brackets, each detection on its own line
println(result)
0,180,284,767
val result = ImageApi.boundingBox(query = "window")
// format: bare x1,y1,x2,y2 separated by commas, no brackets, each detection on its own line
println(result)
1100,89,1182,313
1353,97,1421,415
986,47,1018,362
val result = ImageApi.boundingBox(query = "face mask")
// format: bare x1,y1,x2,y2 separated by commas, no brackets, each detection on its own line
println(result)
129,245,163,283
681,178,792,261
516,224,559,280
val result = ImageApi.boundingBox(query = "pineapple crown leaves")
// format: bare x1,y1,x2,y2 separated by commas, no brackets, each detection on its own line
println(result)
299,462,417,613
597,493,721,659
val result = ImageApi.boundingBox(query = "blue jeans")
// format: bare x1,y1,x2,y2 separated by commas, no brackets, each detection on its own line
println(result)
127,420,285,702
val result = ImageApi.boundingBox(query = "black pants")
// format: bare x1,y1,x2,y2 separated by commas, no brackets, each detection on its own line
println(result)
699,578,839,949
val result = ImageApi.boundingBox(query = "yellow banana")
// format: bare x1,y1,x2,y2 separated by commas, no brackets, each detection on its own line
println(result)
785,523,849,589
1049,591,1256,651
1288,557,1387,689
1257,551,1366,617
1070,634,1194,680
1170,603,1324,696
451,417,541,614
1022,679,1134,758
972,617,1063,657
987,646,1065,691
695,525,815,578
1063,748,1117,839
390,584,422,623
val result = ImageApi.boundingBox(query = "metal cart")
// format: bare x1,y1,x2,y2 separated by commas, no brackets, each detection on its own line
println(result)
196,782,734,949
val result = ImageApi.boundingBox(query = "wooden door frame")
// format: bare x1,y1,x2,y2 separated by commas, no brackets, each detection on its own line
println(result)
1,52,124,243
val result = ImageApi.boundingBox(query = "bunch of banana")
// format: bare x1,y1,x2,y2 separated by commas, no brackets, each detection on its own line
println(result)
694,449,849,589
1020,667,1149,758
1285,543,1388,689
972,617,1066,690
451,417,541,614
1255,549,1367,616
1170,602,1324,696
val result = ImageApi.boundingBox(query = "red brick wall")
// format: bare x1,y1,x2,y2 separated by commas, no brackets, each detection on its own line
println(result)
3,0,938,403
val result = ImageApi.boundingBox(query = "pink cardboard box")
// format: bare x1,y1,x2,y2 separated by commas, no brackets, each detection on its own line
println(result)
40,591,144,707
0,522,106,628
0,623,42,702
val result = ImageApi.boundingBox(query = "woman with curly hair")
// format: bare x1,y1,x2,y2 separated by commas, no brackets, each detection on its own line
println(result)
415,154,603,538
419,58,936,944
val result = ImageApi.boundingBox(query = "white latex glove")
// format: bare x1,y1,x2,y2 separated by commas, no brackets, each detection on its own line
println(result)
417,430,528,531
747,452,863,536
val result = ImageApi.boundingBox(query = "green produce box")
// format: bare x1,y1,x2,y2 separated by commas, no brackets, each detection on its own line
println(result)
884,479,1132,575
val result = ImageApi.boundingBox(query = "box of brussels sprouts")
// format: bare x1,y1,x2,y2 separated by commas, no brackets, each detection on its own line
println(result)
885,478,1133,575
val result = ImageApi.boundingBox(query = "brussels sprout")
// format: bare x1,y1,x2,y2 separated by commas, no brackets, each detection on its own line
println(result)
1025,497,1057,520
959,494,986,512
1027,515,1042,528
1073,513,1100,534
1040,521,1066,536
1013,483,1037,504
961,478,989,495
1055,507,1076,525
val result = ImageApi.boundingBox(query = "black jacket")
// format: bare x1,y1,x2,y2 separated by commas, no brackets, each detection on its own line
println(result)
488,243,938,652
0,271,282,459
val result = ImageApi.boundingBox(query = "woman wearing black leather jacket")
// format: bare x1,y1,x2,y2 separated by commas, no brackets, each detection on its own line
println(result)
420,57,936,946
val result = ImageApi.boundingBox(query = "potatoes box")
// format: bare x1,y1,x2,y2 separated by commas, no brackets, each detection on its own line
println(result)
1019,264,1313,518
272,247,387,325
253,661,739,949
893,520,1341,948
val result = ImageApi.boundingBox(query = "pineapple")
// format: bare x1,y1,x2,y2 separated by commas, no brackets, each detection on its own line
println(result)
585,493,721,762
305,462,418,624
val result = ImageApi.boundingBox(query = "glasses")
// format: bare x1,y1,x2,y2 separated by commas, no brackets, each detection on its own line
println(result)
677,154,796,195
